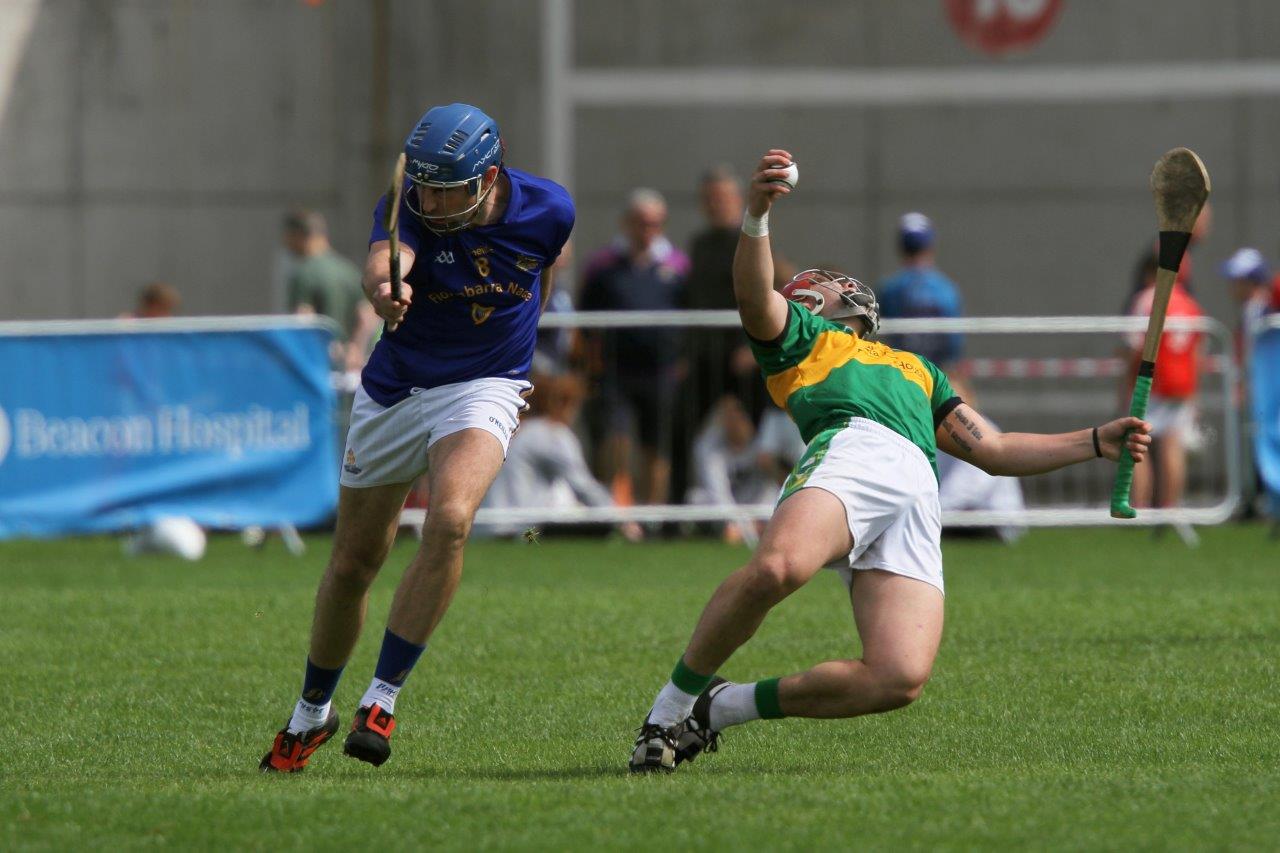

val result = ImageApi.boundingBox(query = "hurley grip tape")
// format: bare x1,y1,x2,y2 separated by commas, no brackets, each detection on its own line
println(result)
1110,371,1153,519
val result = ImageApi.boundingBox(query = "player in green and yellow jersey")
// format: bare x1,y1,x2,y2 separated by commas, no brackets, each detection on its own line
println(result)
629,148,1155,773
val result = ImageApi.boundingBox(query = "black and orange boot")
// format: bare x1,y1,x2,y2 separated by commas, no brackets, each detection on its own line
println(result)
343,704,396,767
258,710,340,773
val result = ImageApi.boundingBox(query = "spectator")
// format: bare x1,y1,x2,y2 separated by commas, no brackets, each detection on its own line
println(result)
684,166,785,420
1221,248,1277,518
685,166,742,312
1126,202,1212,311
1222,247,1276,384
686,396,778,544
123,281,180,318
752,407,808,487
876,212,964,371
282,208,376,371
1122,249,1204,511
579,188,690,505
481,373,641,541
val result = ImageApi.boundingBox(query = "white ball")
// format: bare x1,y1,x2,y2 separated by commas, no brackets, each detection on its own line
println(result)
770,162,799,189
144,516,207,561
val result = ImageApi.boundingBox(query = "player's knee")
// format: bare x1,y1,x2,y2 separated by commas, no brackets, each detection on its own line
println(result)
741,552,806,602
326,549,383,593
423,500,475,546
326,525,394,588
872,664,931,710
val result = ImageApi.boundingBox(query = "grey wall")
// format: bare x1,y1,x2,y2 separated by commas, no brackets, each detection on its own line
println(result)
1,0,1277,331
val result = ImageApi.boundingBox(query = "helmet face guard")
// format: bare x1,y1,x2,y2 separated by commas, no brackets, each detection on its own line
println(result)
782,268,880,336
406,170,499,235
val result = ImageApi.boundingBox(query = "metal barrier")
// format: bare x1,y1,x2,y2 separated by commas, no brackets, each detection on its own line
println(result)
396,312,1239,531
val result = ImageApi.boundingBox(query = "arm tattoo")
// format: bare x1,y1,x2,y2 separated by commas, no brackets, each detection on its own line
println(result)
945,422,973,454
954,409,984,441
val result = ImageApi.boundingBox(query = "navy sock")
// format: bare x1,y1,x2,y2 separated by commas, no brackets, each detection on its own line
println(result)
300,658,344,706
374,628,427,687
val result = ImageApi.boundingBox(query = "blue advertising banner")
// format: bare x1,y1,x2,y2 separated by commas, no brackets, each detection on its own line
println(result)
0,319,339,538
1251,326,1280,511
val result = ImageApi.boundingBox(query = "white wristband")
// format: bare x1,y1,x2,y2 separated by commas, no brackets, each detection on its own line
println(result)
741,210,769,238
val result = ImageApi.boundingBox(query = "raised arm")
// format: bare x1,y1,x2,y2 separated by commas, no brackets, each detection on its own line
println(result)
936,402,1152,477
733,149,795,342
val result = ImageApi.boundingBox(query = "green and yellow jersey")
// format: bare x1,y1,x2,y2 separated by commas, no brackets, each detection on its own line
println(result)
748,301,960,478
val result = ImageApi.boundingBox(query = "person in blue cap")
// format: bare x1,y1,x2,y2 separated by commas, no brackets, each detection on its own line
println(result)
260,103,575,773
1222,247,1274,366
876,212,964,373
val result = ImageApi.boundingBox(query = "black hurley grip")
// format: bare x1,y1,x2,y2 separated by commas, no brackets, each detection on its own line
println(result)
1157,231,1192,272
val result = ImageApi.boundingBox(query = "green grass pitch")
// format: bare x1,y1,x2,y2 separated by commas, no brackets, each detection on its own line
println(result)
1,526,1277,850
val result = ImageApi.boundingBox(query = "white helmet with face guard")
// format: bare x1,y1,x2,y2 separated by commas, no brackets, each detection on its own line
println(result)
781,268,880,336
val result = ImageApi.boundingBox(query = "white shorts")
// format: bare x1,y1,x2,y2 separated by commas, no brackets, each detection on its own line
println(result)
1145,396,1194,438
783,418,944,595
340,378,531,488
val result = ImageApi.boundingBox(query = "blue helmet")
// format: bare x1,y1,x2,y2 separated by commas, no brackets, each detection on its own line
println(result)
403,103,503,233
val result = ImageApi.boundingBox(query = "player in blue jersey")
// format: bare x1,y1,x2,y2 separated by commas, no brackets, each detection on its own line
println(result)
261,103,574,772
876,213,964,371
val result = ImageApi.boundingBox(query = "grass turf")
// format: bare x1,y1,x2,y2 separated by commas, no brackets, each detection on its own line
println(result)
0,526,1276,850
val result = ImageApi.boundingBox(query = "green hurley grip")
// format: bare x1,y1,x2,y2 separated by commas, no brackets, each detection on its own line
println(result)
1110,372,1153,519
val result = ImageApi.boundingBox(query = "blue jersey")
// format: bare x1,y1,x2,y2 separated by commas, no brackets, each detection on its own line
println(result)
876,265,964,366
362,167,575,405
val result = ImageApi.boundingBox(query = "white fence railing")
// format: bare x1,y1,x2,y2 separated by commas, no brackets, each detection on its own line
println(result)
400,313,1240,531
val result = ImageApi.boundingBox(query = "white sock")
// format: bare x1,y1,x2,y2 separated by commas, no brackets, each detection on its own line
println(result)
709,682,762,730
287,698,331,734
359,678,402,715
648,680,700,728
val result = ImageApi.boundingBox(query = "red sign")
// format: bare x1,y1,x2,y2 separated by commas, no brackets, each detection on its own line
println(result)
944,0,1063,56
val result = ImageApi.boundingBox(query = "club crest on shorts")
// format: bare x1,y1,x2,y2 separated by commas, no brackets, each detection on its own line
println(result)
471,303,494,325
343,448,362,475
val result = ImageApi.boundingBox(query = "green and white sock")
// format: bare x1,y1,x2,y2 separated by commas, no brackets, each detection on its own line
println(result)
709,678,786,730
647,658,714,727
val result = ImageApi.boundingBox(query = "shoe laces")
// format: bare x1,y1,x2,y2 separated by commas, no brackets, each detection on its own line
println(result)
688,723,721,754
635,721,677,747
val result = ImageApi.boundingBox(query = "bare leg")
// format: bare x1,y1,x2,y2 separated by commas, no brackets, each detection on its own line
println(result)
309,481,414,668
776,570,944,718
640,447,671,506
1156,431,1186,509
1131,435,1157,509
600,432,631,496
682,487,853,674
384,428,506,644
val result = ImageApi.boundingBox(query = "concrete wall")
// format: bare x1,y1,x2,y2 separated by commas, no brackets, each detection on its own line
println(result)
1,0,1277,334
